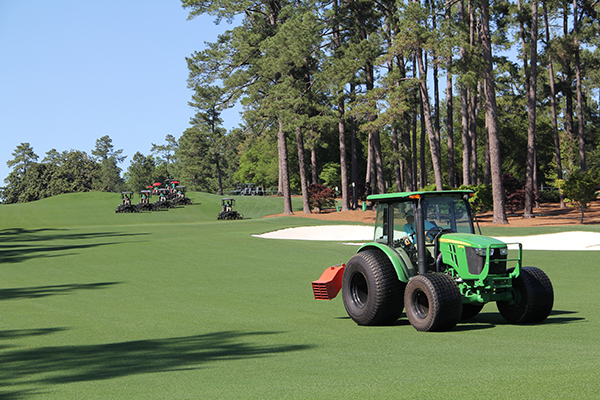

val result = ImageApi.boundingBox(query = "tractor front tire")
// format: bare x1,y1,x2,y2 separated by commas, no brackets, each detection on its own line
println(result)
497,267,554,324
342,250,405,326
404,274,463,332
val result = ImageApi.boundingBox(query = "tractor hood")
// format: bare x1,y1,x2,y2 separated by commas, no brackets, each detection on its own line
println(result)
438,233,507,249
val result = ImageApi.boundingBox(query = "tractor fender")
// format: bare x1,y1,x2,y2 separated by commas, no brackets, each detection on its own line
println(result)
356,243,414,283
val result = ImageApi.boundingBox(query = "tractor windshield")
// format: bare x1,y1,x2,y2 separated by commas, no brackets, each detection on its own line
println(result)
420,196,473,234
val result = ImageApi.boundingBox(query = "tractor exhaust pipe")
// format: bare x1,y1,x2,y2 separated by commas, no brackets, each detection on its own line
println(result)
415,199,427,275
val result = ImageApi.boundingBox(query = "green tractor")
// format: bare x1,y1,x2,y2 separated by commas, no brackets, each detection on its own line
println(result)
312,190,554,331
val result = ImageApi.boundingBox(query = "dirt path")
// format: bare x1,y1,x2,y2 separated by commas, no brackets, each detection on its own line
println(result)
265,201,600,228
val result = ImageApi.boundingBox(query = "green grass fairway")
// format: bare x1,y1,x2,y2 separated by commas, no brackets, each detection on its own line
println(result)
1,192,599,399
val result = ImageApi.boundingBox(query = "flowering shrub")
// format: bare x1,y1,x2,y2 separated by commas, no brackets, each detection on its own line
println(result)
308,184,336,212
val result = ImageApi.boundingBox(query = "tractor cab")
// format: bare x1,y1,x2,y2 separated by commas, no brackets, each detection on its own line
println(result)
373,191,476,276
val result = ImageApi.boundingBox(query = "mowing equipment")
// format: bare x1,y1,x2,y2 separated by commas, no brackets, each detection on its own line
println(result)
115,192,138,213
217,198,243,220
312,190,554,332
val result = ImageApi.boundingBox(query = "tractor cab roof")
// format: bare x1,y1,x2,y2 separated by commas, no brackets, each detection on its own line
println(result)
367,190,473,203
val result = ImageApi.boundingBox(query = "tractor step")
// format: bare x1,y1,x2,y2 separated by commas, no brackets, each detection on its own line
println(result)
312,264,346,300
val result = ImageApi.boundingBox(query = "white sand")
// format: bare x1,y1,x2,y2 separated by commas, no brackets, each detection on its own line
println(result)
253,226,600,251
253,225,373,241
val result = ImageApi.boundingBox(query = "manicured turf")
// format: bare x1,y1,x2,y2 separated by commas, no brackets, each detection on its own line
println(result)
1,192,599,399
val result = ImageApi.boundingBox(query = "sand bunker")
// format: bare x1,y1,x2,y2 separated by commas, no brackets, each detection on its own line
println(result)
254,225,373,242
254,226,600,251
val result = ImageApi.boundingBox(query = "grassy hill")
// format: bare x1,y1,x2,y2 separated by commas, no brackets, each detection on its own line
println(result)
1,192,599,399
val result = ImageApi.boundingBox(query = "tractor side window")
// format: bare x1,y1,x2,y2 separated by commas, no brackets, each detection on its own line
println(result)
392,201,414,243
453,199,472,233
374,204,388,243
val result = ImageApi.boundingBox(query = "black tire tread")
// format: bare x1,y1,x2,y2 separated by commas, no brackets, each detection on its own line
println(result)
405,274,463,332
342,250,405,326
497,266,554,324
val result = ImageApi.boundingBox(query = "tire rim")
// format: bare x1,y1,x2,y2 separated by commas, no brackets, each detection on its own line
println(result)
350,272,368,308
412,289,429,318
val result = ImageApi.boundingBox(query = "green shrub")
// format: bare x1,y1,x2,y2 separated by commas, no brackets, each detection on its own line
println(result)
458,184,493,213
538,188,561,203
319,162,341,191
556,170,599,223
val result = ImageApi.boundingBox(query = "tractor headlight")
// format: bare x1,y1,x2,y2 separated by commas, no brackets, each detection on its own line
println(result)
500,247,508,256
474,248,488,257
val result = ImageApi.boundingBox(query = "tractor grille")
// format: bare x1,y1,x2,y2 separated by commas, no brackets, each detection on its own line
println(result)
466,247,507,275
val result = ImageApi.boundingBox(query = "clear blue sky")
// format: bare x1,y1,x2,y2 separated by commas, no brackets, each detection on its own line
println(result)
0,0,240,183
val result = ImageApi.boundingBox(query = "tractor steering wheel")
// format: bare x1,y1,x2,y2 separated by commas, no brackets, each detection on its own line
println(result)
425,226,443,243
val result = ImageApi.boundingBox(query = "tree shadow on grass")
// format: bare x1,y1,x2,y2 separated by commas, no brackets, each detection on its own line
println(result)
0,282,121,301
0,228,149,244
0,228,150,265
0,331,313,398
0,328,70,340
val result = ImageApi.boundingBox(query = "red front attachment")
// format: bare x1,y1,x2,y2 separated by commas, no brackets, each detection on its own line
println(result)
312,264,346,300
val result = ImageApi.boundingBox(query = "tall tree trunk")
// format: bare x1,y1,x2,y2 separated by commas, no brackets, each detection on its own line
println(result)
403,111,414,191
277,118,293,215
366,132,374,195
524,0,538,218
278,162,283,196
446,0,455,188
309,128,318,184
544,0,565,208
416,48,444,190
459,0,470,186
469,88,478,184
447,74,455,188
573,0,585,171
484,123,491,184
419,93,426,189
215,152,223,196
338,102,350,210
468,0,478,185
351,113,359,208
365,61,385,194
373,131,385,194
481,0,508,223
392,126,403,191
562,8,575,171
412,107,418,190
461,87,471,186
296,126,311,214
333,0,349,208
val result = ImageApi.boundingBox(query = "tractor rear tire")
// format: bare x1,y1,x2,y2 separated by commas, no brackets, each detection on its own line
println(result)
342,250,405,326
497,267,554,324
461,304,484,320
404,274,463,332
